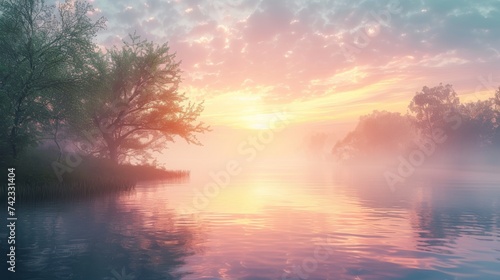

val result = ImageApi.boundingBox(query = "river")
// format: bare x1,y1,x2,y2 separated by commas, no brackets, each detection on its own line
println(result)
3,164,500,280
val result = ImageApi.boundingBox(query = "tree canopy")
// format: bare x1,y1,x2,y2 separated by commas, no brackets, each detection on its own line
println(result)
332,110,415,162
408,84,460,137
0,0,105,161
77,34,210,163
0,1,209,167
333,84,500,163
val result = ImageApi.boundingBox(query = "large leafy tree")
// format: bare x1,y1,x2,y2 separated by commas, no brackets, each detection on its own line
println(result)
408,84,460,137
78,35,210,163
0,0,105,160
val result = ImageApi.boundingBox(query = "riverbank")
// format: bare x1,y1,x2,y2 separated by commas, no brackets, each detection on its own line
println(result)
0,153,189,201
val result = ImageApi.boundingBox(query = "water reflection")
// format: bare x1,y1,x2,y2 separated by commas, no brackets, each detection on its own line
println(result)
9,186,203,280
329,167,500,279
2,166,500,280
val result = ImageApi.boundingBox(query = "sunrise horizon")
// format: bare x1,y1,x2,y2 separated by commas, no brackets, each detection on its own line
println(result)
2,1,500,279
86,0,500,135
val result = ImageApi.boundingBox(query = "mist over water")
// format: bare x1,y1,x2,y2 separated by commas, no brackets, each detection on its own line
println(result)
3,161,500,280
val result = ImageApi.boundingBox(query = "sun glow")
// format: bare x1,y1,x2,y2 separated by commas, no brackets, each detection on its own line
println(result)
242,113,279,130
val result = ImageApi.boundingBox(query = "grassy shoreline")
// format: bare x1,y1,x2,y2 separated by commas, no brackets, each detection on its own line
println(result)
1,152,190,201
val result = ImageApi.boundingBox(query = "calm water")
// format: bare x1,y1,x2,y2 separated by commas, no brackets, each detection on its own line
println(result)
2,165,500,280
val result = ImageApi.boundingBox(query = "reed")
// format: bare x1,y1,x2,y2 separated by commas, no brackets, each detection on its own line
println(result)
0,149,190,201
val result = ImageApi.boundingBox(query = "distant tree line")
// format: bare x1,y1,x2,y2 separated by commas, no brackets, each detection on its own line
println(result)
332,84,500,164
0,0,209,167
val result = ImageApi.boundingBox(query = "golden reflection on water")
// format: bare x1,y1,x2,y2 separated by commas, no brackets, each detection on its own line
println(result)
114,167,500,279
17,166,500,280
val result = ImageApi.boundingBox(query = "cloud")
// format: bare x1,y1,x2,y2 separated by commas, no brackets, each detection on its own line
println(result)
87,0,500,125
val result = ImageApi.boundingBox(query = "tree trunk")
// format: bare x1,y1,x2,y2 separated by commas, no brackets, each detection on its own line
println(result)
54,119,62,162
9,92,27,159
102,130,120,164
9,126,18,159
108,143,119,164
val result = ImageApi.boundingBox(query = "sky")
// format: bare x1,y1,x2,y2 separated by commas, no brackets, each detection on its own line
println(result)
83,0,500,168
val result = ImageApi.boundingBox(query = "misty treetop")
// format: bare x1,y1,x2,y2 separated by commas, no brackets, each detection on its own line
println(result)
0,0,209,166
332,110,416,161
409,84,460,137
333,84,500,164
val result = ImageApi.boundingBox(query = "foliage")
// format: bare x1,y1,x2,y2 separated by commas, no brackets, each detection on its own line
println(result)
0,0,105,159
0,2,209,166
457,99,497,148
493,88,500,146
77,34,210,163
408,84,460,137
333,84,500,163
0,1,209,198
332,110,415,161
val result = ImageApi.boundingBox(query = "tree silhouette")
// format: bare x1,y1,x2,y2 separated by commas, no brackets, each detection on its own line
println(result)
457,100,496,147
79,34,210,163
333,84,500,164
0,0,105,160
332,110,414,161
409,84,460,137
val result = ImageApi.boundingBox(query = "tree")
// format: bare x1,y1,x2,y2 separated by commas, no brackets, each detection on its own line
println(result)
332,110,415,161
408,84,460,137
493,87,500,123
494,87,500,110
79,34,210,163
458,99,497,148
491,87,500,147
0,0,105,159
